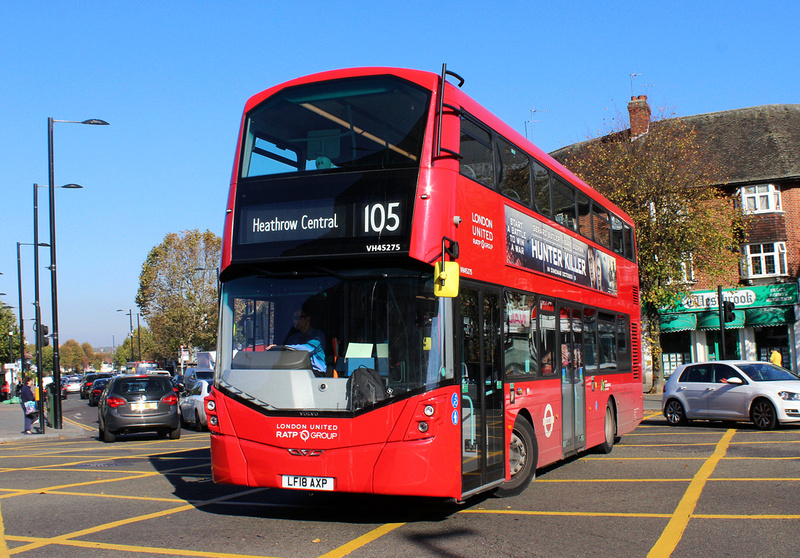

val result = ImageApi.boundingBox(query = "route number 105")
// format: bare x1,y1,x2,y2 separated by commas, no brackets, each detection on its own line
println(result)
364,202,401,234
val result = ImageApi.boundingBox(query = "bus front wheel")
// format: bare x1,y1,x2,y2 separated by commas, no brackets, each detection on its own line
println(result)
496,417,537,497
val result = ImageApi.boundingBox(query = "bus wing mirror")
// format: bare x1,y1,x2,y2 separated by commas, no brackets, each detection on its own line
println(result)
434,261,460,298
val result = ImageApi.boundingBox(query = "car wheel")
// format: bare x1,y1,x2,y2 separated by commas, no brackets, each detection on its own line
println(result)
664,399,688,426
495,417,537,497
750,398,777,430
195,411,204,432
597,402,617,454
103,427,116,443
169,426,181,440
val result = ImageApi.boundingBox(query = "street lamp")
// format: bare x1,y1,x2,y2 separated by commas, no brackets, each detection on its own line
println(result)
117,309,134,363
17,241,49,377
48,116,109,430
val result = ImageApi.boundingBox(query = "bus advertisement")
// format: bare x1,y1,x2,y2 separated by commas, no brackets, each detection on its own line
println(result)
205,66,643,500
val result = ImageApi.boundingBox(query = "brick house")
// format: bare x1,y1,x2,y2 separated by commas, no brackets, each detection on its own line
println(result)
555,99,800,379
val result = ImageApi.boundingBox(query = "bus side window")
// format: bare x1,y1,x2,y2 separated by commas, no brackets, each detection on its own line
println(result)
538,297,557,376
576,191,591,239
459,116,494,188
497,137,531,207
532,160,551,218
552,177,576,231
610,215,624,255
593,204,611,248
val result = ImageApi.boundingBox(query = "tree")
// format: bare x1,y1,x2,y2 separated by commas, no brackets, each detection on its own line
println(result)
136,230,221,363
60,339,86,373
0,304,20,365
555,110,744,393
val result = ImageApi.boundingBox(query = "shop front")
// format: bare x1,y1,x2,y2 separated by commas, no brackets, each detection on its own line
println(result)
659,283,798,376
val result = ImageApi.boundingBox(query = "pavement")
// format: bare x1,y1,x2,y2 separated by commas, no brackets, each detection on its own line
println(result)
0,392,663,445
0,396,89,444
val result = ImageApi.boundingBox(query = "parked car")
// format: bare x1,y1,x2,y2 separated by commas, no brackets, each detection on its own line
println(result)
662,360,800,430
179,380,211,431
63,377,82,394
98,375,181,442
88,378,111,406
81,373,113,399
183,367,214,390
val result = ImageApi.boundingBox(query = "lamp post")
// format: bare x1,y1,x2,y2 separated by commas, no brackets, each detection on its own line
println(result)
17,241,49,377
48,116,109,429
118,309,134,363
33,184,46,433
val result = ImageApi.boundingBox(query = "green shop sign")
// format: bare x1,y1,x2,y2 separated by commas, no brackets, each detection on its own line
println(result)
664,284,797,313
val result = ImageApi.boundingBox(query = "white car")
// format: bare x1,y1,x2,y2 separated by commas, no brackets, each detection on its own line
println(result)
63,377,82,393
179,380,211,431
662,360,800,430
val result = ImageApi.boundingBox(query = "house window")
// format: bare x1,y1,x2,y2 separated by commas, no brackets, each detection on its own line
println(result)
741,242,787,278
741,184,781,213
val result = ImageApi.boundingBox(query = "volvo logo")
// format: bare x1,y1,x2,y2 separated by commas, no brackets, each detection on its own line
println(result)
287,449,324,457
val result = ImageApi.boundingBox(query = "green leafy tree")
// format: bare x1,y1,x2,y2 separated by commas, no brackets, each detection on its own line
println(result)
556,111,744,393
40,345,54,374
136,230,221,363
0,304,21,365
113,326,157,369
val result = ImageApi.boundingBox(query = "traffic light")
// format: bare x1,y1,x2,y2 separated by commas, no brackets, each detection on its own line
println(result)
723,300,736,323
40,323,50,346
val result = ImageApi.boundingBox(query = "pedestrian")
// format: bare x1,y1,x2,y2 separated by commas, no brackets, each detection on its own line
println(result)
0,381,9,401
20,377,36,435
769,348,782,367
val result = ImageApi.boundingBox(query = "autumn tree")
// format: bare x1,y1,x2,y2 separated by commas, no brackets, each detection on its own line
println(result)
555,111,744,393
136,230,221,363
60,339,86,372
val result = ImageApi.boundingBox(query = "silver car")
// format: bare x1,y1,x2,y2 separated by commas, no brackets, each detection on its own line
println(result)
662,360,800,430
179,380,211,431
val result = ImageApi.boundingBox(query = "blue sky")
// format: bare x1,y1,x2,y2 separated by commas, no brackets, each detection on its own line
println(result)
1,1,797,349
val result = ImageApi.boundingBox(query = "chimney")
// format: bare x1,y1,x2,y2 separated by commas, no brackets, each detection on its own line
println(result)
628,94,651,139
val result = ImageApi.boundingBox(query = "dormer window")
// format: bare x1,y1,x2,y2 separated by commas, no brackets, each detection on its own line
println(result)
741,184,782,213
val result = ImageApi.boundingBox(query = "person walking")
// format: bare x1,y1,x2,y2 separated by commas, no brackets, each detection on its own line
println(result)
770,348,783,367
20,377,36,435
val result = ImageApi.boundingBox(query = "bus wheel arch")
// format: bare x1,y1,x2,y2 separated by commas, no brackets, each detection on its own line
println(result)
496,413,538,497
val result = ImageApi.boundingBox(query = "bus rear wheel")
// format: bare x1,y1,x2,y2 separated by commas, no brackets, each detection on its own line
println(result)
496,417,537,497
597,402,617,454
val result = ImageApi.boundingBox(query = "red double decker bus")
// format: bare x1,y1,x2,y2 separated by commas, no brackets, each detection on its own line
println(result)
206,66,643,499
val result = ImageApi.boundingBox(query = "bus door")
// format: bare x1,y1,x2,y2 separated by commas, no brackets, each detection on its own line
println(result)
458,286,505,495
559,303,586,456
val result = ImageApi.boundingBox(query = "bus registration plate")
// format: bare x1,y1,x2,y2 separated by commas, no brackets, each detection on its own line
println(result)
281,474,334,491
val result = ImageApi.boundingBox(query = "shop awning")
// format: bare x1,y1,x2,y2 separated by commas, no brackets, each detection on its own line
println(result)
697,309,746,330
660,313,697,332
745,306,795,327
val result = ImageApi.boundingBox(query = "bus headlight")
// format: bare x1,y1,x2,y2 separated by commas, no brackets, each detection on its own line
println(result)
207,400,216,411
418,421,429,433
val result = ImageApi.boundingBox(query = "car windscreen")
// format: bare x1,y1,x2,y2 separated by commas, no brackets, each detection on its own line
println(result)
738,363,799,381
195,371,214,380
